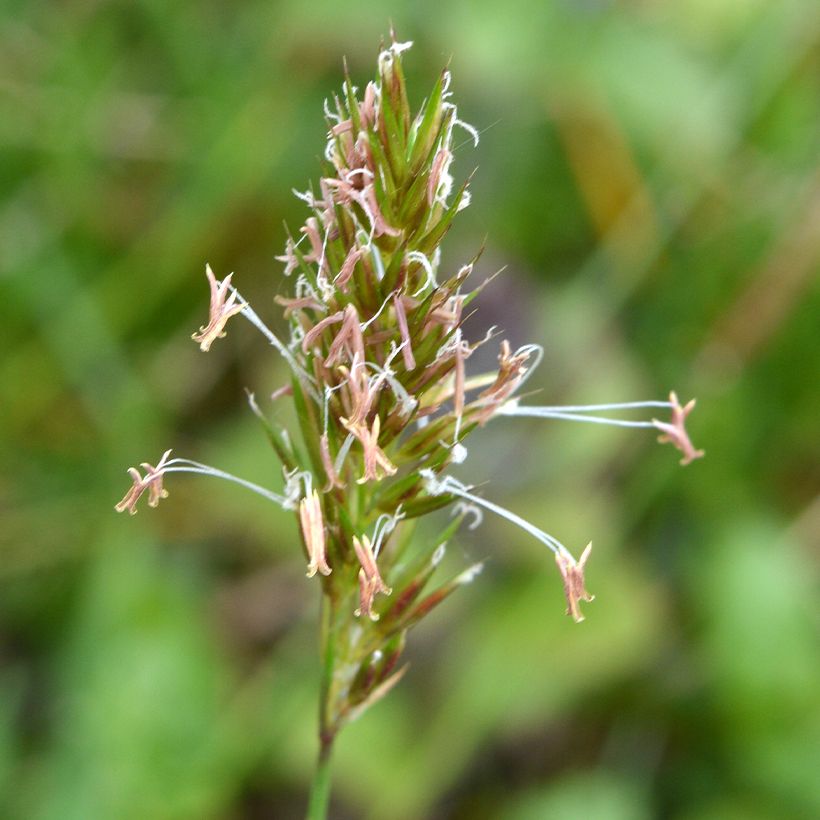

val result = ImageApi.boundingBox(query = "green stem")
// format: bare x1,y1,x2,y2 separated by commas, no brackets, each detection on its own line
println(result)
307,592,337,820
306,735,334,820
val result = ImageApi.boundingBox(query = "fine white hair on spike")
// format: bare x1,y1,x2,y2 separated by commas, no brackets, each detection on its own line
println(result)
480,326,499,345
456,262,473,280
457,190,472,212
511,343,544,394
355,195,377,240
354,226,373,250
370,243,386,281
390,40,413,55
409,116,421,145
371,507,405,556
453,116,480,147
348,623,363,651
378,165,391,193
322,381,347,433
455,562,484,585
393,388,418,417
435,327,466,361
382,339,404,370
293,275,327,311
434,160,455,208
407,250,437,295
292,188,316,205
283,467,313,508
453,415,463,445
333,433,356,476
370,513,392,549
245,390,264,423
432,543,447,566
345,168,374,182
360,290,395,330
288,321,305,348
368,80,382,106
246,391,293,461
438,439,468,463
442,70,452,97
452,501,483,530
323,98,341,123
324,139,337,163
365,356,418,417
441,102,457,140
420,469,444,496
378,50,393,72
316,229,335,301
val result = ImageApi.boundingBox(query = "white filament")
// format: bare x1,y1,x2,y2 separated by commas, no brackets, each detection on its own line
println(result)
497,401,665,429
422,471,571,558
407,250,437,295
371,507,405,557
230,286,314,391
333,433,356,476
161,458,292,509
452,501,483,530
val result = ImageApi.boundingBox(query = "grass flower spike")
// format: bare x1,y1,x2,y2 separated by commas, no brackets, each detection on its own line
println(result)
115,35,703,817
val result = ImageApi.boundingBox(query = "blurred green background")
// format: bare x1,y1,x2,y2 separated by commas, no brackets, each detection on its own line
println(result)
2,1,819,818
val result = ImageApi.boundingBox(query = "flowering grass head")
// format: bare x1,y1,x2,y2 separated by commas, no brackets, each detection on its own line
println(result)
115,35,703,816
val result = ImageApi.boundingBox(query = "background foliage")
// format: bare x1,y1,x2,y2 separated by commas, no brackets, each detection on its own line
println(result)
1,1,818,818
